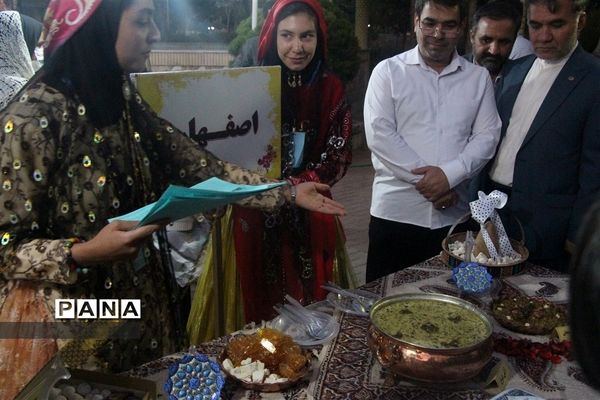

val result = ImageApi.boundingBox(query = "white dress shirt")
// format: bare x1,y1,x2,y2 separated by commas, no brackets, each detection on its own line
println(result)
489,46,575,186
364,46,501,229
509,34,535,60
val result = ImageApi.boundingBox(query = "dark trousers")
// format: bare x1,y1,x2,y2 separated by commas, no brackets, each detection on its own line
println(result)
366,216,456,282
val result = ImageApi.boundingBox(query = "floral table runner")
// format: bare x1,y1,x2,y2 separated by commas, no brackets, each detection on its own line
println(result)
129,257,598,400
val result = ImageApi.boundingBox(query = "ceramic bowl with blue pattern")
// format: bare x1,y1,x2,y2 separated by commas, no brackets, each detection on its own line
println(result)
164,353,224,400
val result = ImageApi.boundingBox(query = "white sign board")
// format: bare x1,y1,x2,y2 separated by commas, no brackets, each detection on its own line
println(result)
133,67,281,178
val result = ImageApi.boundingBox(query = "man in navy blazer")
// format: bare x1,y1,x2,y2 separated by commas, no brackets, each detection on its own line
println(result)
480,0,600,271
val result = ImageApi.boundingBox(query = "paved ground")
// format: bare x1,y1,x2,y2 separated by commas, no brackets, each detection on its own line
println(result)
330,147,374,286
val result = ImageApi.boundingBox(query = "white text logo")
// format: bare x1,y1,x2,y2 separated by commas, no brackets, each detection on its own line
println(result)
55,299,141,320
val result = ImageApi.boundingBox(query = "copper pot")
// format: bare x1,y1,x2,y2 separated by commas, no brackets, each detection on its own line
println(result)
367,293,493,383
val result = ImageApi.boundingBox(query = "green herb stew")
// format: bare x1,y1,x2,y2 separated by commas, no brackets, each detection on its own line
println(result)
372,299,489,348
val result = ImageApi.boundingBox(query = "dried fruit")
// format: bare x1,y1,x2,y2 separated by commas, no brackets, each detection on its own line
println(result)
493,333,572,364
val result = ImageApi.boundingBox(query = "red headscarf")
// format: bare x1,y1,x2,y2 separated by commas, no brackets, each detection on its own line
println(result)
38,0,103,56
257,0,328,64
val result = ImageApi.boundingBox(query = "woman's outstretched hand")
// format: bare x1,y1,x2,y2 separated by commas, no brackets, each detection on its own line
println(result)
294,182,346,216
71,220,163,265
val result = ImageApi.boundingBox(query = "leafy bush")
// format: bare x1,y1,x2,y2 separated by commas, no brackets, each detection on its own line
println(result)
228,16,262,56
321,1,360,83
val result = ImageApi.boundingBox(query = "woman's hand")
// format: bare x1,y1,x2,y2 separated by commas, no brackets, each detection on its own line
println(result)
71,220,163,265
293,182,346,216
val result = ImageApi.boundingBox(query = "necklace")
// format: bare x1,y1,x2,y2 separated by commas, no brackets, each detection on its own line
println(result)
287,72,302,88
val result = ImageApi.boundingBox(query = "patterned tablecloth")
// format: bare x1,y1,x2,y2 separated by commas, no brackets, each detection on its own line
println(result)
128,256,598,399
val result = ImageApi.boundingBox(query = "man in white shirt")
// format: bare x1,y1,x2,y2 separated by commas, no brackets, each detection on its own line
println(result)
498,0,536,60
509,34,535,59
482,0,600,271
364,0,501,281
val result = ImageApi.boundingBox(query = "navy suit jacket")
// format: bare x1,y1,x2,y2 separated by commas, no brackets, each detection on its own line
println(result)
483,46,600,261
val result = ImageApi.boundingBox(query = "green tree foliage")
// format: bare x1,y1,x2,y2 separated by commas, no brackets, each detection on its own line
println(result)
321,1,360,83
214,0,251,32
368,0,412,37
228,1,359,83
228,17,259,56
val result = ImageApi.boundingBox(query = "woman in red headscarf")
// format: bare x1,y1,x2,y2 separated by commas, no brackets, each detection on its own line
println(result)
0,0,345,395
188,0,354,341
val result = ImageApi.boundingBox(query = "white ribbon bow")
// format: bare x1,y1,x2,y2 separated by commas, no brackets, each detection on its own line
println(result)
469,190,519,259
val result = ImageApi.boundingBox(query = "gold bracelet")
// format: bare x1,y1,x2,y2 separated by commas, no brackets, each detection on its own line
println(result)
64,237,81,271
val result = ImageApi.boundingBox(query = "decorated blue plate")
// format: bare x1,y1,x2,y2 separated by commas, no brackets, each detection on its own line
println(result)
452,262,493,294
164,353,225,400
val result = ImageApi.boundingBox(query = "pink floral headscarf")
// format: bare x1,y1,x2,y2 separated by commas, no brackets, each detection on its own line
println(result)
38,0,103,56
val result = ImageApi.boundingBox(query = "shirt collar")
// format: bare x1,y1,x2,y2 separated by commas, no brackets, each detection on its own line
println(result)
493,73,502,88
471,56,503,84
537,42,578,68
407,45,464,74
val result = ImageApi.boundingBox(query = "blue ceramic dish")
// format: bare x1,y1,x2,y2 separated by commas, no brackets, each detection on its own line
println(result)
452,262,493,294
164,353,225,400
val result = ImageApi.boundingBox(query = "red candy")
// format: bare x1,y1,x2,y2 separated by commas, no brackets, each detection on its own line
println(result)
493,334,572,364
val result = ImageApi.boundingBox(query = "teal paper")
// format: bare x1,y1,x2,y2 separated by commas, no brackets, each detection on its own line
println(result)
109,177,285,226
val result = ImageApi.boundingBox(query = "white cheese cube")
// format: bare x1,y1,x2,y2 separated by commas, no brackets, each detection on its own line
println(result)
251,368,266,383
235,363,256,380
241,357,252,366
222,358,234,372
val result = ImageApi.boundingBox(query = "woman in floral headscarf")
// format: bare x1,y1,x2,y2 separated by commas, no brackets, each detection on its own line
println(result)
0,0,344,396
188,0,353,343
0,11,35,109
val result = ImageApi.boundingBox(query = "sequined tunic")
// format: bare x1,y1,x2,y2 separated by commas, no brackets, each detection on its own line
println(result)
0,82,285,371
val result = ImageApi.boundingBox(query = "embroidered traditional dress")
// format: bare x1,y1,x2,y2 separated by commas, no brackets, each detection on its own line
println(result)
0,1,309,396
187,0,353,342
0,80,287,383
